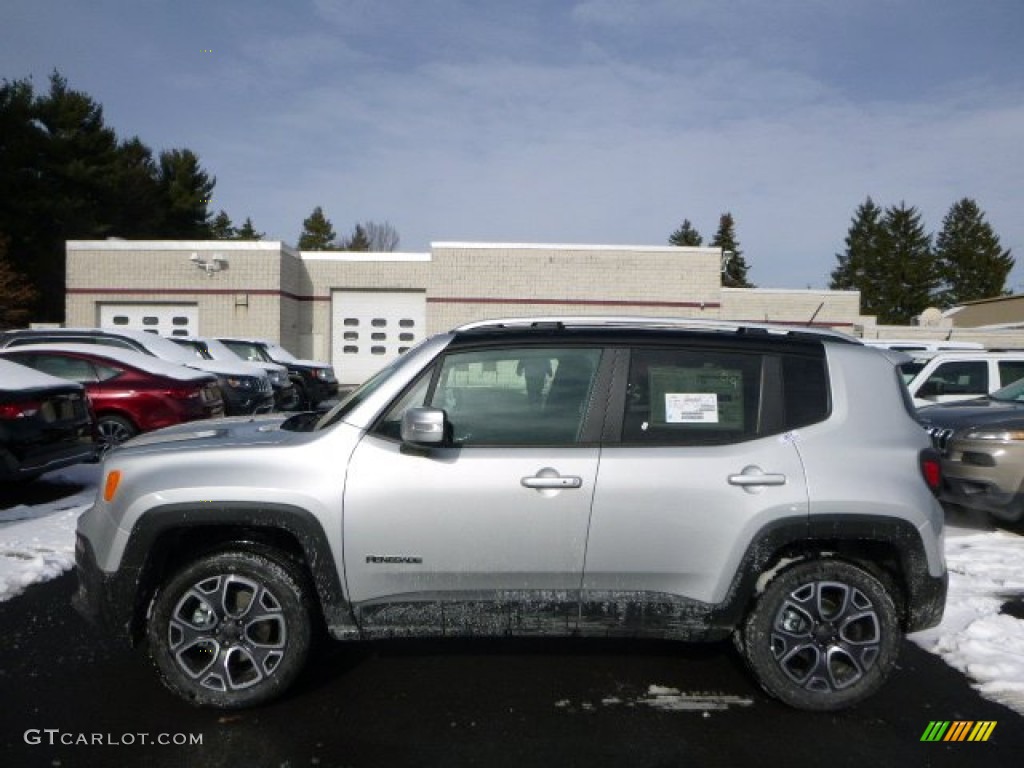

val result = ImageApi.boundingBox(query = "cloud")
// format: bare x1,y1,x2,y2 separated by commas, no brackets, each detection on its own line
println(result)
4,0,1022,290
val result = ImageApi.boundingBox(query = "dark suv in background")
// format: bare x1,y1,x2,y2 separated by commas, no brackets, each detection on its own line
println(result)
217,337,338,409
168,337,299,412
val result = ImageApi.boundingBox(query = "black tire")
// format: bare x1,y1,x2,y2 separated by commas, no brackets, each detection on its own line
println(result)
147,550,312,708
740,559,901,711
293,381,312,411
96,414,137,454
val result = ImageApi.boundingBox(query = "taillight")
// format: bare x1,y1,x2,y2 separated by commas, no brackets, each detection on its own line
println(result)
0,400,41,419
164,386,201,400
920,449,942,495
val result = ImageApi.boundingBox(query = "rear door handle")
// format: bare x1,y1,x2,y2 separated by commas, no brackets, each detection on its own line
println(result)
728,465,787,489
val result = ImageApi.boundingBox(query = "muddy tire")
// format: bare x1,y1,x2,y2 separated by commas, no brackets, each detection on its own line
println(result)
147,549,312,708
741,560,901,711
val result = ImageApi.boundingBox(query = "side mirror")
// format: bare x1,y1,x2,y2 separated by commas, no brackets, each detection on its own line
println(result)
401,407,447,446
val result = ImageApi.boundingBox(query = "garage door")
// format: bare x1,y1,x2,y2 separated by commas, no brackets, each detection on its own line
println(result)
99,304,198,337
331,291,426,386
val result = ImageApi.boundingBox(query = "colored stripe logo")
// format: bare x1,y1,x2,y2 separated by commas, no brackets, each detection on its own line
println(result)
921,721,997,742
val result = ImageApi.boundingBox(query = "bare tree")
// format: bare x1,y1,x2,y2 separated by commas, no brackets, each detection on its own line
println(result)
360,220,400,252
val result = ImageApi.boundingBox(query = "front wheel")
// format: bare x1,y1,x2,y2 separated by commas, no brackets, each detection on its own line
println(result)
147,550,312,708
740,560,901,711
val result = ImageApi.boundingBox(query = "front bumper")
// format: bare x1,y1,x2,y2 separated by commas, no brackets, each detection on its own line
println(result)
220,387,275,416
907,570,948,633
72,532,143,646
940,477,1024,521
940,439,1024,522
274,382,301,411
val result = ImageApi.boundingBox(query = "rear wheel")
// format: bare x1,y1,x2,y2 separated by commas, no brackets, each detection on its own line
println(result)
96,414,137,454
741,560,900,711
147,550,312,708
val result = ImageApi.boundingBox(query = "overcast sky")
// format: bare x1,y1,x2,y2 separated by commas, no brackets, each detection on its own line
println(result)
4,0,1023,290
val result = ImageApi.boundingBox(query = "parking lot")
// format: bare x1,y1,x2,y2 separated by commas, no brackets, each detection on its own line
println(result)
2,467,1024,767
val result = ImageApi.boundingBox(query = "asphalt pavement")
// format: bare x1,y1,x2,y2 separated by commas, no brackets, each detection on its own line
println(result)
2,571,1023,768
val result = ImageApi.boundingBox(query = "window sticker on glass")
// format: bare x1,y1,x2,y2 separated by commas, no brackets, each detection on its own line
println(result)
649,366,744,430
666,393,719,423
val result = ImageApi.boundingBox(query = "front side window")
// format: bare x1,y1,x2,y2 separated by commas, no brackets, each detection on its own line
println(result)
435,348,600,446
375,347,601,446
920,361,988,398
622,347,762,445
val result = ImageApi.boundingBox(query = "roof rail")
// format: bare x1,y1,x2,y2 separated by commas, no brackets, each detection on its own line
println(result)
454,316,861,343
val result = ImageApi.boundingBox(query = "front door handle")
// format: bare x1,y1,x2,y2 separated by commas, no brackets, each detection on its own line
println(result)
522,467,583,490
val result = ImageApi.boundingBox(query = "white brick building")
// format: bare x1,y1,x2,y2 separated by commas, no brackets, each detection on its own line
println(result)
66,240,866,386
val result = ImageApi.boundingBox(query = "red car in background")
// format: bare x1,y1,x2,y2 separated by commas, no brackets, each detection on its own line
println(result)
0,344,225,453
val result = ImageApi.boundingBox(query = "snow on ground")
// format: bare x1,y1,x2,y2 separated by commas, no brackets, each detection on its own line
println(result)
2,467,1024,716
0,464,99,602
909,523,1024,715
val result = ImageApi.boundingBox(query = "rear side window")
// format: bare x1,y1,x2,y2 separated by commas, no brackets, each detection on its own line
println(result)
29,354,100,383
622,348,762,445
781,355,829,429
998,360,1024,389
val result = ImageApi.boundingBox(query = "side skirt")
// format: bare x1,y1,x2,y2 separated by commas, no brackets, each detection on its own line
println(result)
342,590,726,642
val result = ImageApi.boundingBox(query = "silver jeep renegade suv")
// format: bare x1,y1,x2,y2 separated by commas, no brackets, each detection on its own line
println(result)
73,317,947,711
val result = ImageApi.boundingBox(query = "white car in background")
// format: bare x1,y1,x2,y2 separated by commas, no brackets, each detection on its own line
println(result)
905,350,1024,407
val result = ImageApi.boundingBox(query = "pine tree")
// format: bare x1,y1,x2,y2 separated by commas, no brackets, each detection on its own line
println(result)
5,73,120,319
668,219,703,246
933,198,1013,308
830,197,885,293
711,213,753,288
297,206,336,250
344,223,372,251
0,71,220,320
157,148,215,238
235,217,264,241
210,210,236,239
874,202,936,325
107,137,164,238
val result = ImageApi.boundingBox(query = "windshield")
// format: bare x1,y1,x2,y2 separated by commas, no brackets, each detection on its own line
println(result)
221,340,272,364
899,360,927,384
990,377,1024,402
266,343,298,363
202,338,247,362
313,360,401,431
169,339,211,360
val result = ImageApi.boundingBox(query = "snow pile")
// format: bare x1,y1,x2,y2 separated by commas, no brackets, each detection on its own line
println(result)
0,465,98,602
910,530,1024,714
555,687,753,713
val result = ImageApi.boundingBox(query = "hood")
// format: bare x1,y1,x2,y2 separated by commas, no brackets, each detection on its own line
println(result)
184,358,269,379
916,397,1024,430
283,357,333,371
108,414,295,457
